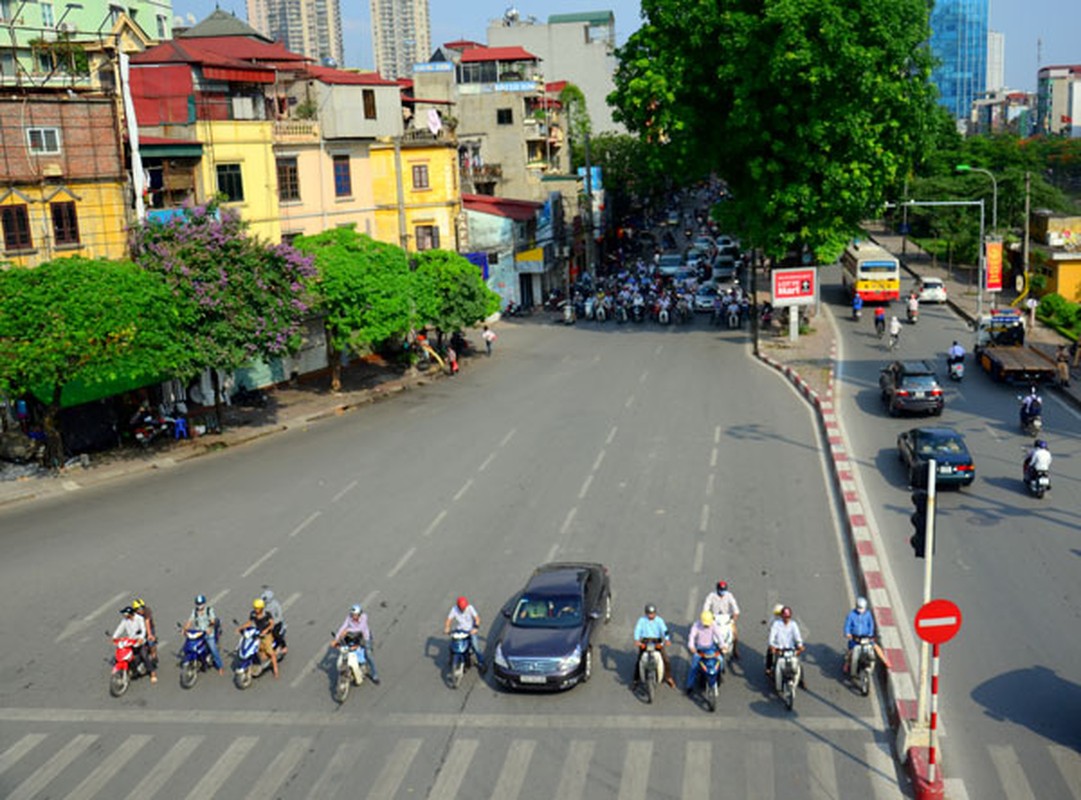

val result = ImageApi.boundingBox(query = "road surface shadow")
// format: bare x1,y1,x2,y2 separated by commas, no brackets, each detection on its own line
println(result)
971,666,1081,751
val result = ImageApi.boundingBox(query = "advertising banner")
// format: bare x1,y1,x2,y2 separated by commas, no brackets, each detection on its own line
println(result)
985,241,1003,292
772,267,818,307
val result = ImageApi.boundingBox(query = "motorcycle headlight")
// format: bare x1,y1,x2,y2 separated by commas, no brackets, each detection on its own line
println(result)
494,644,508,668
559,645,582,671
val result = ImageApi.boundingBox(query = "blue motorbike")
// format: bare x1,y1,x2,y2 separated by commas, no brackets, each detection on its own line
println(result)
233,623,285,690
695,645,724,712
448,630,482,689
178,625,216,689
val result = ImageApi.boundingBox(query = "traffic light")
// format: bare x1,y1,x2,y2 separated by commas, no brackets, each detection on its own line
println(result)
909,490,934,558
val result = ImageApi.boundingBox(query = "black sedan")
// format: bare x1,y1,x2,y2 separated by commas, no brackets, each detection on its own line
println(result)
897,427,976,488
492,562,611,691
880,360,944,416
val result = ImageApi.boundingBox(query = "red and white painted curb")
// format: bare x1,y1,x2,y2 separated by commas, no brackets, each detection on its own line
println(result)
759,342,928,792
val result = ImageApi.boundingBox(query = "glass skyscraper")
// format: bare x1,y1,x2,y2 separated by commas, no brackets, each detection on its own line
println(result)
929,0,989,121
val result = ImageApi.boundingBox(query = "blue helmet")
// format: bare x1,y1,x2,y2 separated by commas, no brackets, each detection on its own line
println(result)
194,594,207,606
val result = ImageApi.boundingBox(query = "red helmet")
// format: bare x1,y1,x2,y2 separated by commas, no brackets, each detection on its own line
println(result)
716,580,728,593
781,606,793,620
456,596,468,611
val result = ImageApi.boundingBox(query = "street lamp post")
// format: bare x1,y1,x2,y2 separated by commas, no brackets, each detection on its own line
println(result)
956,163,997,234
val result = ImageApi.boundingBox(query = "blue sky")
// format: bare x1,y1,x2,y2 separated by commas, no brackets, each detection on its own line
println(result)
174,0,1078,93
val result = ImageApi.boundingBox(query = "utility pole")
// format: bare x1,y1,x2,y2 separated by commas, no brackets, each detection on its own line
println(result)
583,133,595,283
1022,171,1031,288
393,138,408,252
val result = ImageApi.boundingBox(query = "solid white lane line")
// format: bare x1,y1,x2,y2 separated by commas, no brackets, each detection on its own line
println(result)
617,740,653,800
478,452,497,472
210,588,230,606
555,739,594,800
453,478,474,501
66,734,152,800
592,450,606,472
746,740,775,800
1050,745,1081,800
989,744,1037,800
709,447,718,468
8,733,98,800
56,591,129,642
864,741,904,800
304,740,366,800
693,541,705,574
624,395,635,409
241,546,279,578
607,426,618,445
685,586,700,623
681,741,710,800
705,473,715,497
332,480,358,503
561,507,578,535
183,736,258,800
282,591,302,611
428,738,479,800
807,741,839,800
423,510,447,537
489,739,535,800
386,546,417,579
500,428,517,447
546,542,560,562
367,737,422,800
122,736,203,800
289,510,322,537
244,736,311,800
699,504,710,533
0,734,46,777
579,474,593,499
714,425,722,444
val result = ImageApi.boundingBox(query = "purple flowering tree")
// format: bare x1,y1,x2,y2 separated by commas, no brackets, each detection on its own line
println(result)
130,202,316,425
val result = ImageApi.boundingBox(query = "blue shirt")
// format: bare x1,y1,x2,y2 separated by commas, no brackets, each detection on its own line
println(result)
844,609,876,639
634,615,670,642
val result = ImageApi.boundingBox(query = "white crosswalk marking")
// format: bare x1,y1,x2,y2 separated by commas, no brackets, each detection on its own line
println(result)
864,741,904,800
244,736,311,800
0,733,46,777
1050,745,1081,800
746,740,775,800
304,739,365,800
618,740,653,800
7,733,97,800
681,741,710,800
553,739,593,800
489,739,535,800
66,734,152,800
183,736,257,800
989,744,1037,800
367,737,421,800
808,741,840,799
428,738,479,800
123,735,203,800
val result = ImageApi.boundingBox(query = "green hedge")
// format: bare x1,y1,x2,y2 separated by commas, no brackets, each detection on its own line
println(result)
1037,293,1081,341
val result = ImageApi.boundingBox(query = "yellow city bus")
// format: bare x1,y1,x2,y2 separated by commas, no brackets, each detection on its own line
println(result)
841,242,900,302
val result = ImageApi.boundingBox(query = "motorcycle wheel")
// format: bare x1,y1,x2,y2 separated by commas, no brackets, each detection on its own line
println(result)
859,666,870,697
450,658,464,690
180,662,198,690
603,593,612,624
707,682,718,713
335,672,351,703
109,670,129,698
581,647,593,683
234,669,252,690
784,676,795,711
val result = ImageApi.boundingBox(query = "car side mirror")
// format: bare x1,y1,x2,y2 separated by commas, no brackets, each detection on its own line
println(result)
502,608,511,618
589,611,601,620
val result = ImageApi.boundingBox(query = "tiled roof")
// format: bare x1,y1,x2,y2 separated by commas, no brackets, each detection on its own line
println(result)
462,193,542,221
304,66,398,85
459,46,539,64
177,9,271,41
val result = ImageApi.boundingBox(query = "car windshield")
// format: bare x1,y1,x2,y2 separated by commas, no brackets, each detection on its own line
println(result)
659,255,682,267
511,595,583,628
901,375,938,390
917,433,965,455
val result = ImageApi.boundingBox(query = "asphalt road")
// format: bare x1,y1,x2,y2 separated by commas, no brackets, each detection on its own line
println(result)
829,274,1081,800
0,316,905,798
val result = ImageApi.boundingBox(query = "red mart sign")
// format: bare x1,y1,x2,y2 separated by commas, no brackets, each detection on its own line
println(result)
772,267,817,307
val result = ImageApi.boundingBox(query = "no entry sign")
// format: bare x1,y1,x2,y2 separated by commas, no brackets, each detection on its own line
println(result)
914,599,962,645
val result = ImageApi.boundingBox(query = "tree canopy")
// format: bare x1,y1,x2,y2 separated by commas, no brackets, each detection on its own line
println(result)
609,0,937,260
411,249,500,334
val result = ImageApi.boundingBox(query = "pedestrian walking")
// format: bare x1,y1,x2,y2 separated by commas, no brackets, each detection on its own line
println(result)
482,325,496,357
1056,345,1071,387
446,345,459,375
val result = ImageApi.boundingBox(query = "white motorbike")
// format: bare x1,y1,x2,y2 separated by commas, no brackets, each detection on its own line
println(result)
333,633,371,703
636,638,666,704
850,636,876,697
775,648,801,711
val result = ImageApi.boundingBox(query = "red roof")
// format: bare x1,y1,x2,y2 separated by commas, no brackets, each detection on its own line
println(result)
443,39,483,50
397,78,414,89
184,36,309,64
459,46,538,64
132,37,310,73
462,194,542,221
304,66,398,85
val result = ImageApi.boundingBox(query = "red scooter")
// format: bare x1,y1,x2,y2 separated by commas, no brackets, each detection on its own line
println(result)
109,636,152,697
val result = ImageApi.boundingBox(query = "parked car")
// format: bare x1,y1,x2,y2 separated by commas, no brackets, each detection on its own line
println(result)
897,427,975,488
879,360,944,416
916,277,948,304
492,562,611,691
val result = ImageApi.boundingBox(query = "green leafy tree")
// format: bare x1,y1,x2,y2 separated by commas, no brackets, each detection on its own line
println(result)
129,202,316,422
411,250,500,337
610,0,937,260
560,83,592,144
294,226,413,391
0,257,192,465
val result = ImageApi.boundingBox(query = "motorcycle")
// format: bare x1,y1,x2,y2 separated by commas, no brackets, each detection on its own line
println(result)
948,358,964,381
178,625,216,689
906,305,919,324
726,306,741,329
632,301,645,324
583,296,595,321
563,302,575,325
775,647,801,711
874,316,886,339
132,414,173,447
636,638,666,704
694,645,723,712
657,306,670,325
615,303,628,324
1019,407,1043,437
1024,464,1051,499
850,636,876,697
109,635,153,697
594,298,608,323
852,305,862,322
447,630,479,689
334,633,370,703
233,621,286,689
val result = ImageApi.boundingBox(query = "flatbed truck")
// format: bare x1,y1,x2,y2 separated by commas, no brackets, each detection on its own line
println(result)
973,309,1058,384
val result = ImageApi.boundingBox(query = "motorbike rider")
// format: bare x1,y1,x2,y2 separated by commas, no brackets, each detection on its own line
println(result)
764,603,785,677
183,594,224,675
873,306,886,336
1020,387,1043,427
113,606,156,684
768,606,806,691
947,340,966,365
685,610,728,694
842,597,890,674
330,603,380,684
702,580,741,660
443,596,485,673
633,603,676,688
906,292,919,320
260,588,287,655
852,292,864,319
1024,439,1053,482
238,598,279,678
131,598,157,665
888,316,902,348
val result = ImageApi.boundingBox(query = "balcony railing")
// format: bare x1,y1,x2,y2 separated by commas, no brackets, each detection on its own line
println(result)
273,119,320,141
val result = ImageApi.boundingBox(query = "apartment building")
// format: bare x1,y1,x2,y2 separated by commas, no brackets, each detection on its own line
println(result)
370,0,429,80
245,0,343,67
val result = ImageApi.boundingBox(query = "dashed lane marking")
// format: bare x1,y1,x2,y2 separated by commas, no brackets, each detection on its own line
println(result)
625,394,635,409
241,547,278,578
714,426,722,445
560,507,578,535
699,504,710,533
423,510,447,537
331,480,358,503
478,452,496,472
386,546,417,579
453,478,474,502
607,426,618,445
56,591,130,643
592,450,606,472
705,473,715,497
693,541,705,574
710,448,718,468
500,429,516,447
579,475,593,499
289,511,322,538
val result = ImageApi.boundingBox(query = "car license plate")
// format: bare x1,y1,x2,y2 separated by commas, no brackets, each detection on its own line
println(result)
938,465,952,474
519,675,546,684
914,392,925,399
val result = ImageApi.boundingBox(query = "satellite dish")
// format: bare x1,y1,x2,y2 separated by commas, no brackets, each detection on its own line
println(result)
504,6,519,24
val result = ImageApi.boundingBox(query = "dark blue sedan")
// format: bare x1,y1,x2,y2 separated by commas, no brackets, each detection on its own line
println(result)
897,427,976,488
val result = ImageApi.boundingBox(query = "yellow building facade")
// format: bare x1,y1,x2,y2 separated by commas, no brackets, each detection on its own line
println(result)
370,135,462,252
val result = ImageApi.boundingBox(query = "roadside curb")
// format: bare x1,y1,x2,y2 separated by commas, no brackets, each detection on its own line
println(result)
757,342,922,793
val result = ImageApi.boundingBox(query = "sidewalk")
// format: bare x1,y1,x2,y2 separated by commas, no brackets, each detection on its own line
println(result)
867,223,1081,410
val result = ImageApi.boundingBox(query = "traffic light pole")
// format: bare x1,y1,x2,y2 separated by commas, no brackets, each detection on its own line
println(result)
916,459,937,726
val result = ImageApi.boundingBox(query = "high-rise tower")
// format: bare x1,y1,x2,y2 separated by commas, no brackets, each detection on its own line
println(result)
370,0,431,79
929,0,988,121
247,0,344,66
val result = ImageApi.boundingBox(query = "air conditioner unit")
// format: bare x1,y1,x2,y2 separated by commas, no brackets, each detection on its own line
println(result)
58,22,75,32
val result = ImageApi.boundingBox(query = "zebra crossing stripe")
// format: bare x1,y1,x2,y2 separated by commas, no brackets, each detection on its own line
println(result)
864,740,904,800
808,741,840,800
66,734,152,800
618,740,653,800
243,736,311,800
7,733,97,800
367,737,421,800
554,739,594,800
123,735,204,800
989,744,1037,800
681,741,710,800
428,738,479,800
0,733,46,777
746,740,775,800
489,738,535,800
304,739,366,800
1049,745,1081,800
183,736,257,800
